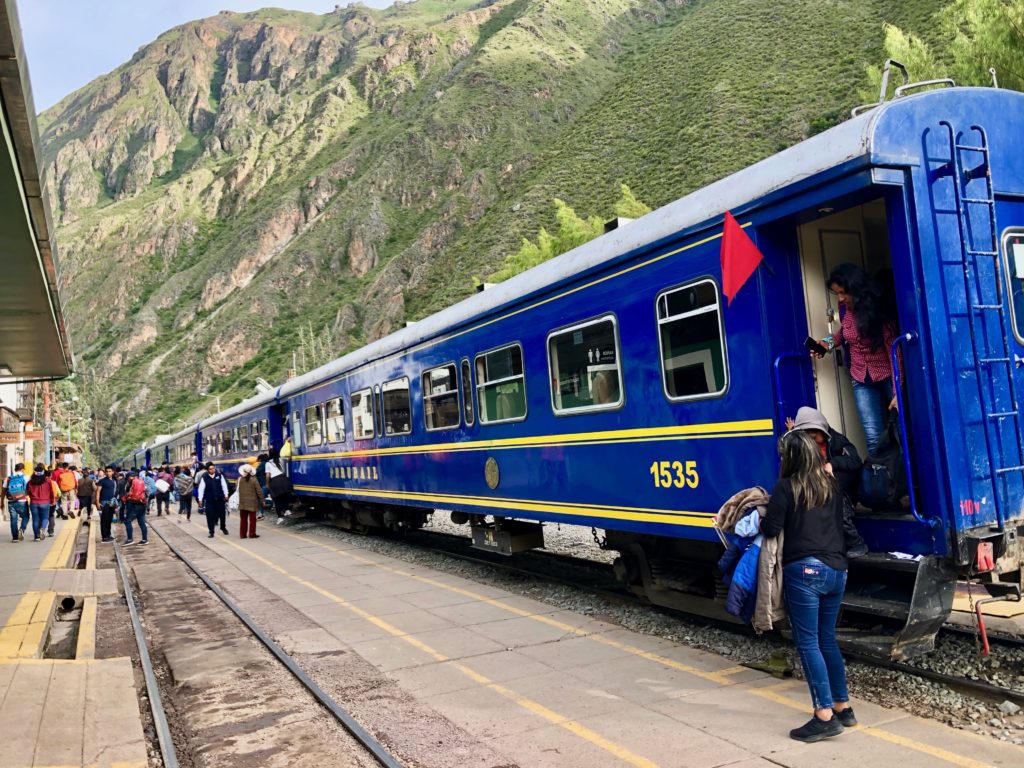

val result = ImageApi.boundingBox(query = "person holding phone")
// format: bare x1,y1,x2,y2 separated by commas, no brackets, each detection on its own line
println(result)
810,263,898,456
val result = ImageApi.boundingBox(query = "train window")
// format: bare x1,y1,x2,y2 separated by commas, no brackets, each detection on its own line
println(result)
260,419,268,450
250,421,263,452
351,388,375,440
1002,228,1024,343
383,378,412,436
304,404,324,446
475,344,527,424
220,431,232,454
325,398,345,442
461,359,474,426
423,365,459,431
656,280,728,400
241,424,250,452
548,315,623,413
291,411,302,451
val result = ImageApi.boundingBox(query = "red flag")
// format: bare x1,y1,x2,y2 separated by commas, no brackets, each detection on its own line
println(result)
720,211,763,305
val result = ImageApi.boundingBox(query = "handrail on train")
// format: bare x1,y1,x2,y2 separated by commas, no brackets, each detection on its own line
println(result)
891,332,941,528
772,352,805,434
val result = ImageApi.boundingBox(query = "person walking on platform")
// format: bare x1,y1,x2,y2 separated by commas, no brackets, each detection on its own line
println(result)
236,464,261,539
154,467,173,516
95,467,119,543
46,470,60,536
174,467,195,520
141,470,157,515
761,431,854,742
77,470,96,521
2,463,30,541
197,462,229,538
26,465,55,541
56,462,78,518
121,471,149,546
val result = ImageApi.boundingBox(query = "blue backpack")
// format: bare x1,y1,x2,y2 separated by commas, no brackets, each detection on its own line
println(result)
5,473,27,499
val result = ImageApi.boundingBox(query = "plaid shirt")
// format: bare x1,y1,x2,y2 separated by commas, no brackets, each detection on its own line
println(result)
832,307,895,384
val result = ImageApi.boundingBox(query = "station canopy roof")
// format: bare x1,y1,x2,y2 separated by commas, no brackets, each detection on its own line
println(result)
0,0,72,380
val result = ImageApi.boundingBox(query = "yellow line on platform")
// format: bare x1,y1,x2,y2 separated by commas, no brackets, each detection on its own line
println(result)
272,527,1006,768
40,517,80,570
218,535,659,768
0,591,56,658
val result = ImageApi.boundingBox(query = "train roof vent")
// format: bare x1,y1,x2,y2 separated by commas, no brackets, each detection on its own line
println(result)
604,216,634,233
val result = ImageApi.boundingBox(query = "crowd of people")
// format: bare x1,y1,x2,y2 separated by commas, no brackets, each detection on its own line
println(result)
1,452,294,546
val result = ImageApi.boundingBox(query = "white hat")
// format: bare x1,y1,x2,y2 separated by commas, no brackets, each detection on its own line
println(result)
238,464,255,477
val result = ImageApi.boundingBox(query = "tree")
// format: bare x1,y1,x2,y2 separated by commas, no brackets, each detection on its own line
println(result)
866,1,1024,100
489,184,651,282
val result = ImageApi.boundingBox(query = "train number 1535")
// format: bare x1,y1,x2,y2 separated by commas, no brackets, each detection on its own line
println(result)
649,460,699,489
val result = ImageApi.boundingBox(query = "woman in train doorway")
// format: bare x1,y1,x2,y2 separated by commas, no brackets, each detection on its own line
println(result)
762,431,854,742
813,263,898,456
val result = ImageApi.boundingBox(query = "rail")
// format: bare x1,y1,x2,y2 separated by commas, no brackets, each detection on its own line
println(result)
150,524,403,768
113,542,180,768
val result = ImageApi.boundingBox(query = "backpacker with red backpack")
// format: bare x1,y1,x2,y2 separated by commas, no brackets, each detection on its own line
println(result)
124,476,148,504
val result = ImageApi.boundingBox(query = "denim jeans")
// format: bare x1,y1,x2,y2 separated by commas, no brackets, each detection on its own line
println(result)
123,502,148,542
783,557,849,710
30,503,49,539
8,501,28,539
851,376,894,456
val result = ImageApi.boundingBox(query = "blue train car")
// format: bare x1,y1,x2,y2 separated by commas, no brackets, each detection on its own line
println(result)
196,405,278,484
141,84,1024,658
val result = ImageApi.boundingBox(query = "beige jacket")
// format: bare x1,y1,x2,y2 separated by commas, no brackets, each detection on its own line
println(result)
754,530,786,632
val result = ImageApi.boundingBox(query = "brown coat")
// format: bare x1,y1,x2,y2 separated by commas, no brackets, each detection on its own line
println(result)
237,475,262,513
753,531,786,633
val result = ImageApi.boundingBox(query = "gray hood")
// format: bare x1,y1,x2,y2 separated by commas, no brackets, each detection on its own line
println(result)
791,406,831,438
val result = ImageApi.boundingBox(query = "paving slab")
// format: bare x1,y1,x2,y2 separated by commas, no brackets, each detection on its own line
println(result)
163,636,266,686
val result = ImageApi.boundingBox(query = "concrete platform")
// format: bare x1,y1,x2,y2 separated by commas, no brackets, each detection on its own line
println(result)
158,516,1024,768
0,515,149,767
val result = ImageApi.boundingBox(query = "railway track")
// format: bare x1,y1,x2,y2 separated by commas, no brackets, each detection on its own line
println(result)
113,526,404,768
383,525,1024,708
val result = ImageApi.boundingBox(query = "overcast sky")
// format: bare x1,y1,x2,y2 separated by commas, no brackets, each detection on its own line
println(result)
18,1,392,111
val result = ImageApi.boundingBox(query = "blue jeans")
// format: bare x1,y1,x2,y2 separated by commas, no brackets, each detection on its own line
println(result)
851,376,894,456
124,502,148,542
30,503,49,539
8,501,28,539
784,557,849,710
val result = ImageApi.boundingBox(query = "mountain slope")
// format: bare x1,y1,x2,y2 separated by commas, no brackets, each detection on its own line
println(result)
41,0,950,456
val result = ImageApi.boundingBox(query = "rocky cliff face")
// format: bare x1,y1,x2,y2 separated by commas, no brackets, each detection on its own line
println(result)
43,0,949,455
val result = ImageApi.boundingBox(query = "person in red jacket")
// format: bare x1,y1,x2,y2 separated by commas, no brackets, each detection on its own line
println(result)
26,465,56,541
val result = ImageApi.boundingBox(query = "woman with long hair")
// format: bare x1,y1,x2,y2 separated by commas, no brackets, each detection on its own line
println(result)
815,263,898,455
762,431,854,742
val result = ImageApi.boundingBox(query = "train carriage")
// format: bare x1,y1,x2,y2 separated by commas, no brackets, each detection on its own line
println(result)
132,84,1024,659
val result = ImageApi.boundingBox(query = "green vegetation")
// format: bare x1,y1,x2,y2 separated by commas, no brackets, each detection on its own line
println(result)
489,184,650,281
39,0,1018,458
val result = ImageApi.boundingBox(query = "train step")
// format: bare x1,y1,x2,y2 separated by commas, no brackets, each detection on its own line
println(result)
841,555,956,660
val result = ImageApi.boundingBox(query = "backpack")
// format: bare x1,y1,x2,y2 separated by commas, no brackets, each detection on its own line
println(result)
5,473,27,500
859,414,907,509
125,477,148,504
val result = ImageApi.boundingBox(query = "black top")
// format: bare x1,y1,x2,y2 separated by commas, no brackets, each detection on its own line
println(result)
762,478,848,571
96,477,118,503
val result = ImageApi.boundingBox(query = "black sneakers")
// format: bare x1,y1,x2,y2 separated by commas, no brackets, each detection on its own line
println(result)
834,707,857,727
789,716,844,742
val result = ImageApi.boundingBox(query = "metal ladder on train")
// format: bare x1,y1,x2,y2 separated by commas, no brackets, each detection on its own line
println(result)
941,121,1024,531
